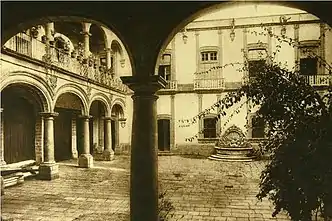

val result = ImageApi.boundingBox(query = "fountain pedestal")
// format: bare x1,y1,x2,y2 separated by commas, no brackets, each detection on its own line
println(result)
208,125,256,162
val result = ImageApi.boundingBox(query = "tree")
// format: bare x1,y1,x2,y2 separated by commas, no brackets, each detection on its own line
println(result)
180,26,332,219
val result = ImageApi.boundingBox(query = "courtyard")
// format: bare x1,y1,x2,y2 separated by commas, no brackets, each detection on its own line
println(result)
1,155,289,221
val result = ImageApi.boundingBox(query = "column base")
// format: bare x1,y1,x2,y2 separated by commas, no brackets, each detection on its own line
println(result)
38,163,59,180
78,154,93,168
103,149,115,161
0,160,6,166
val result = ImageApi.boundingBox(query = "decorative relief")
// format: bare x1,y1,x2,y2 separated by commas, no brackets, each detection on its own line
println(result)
216,125,251,148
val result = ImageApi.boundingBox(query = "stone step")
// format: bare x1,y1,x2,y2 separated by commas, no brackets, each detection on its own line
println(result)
208,154,256,162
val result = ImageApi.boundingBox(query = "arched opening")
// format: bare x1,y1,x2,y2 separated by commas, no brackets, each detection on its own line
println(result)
1,83,47,164
89,100,107,155
110,40,124,76
111,104,124,151
54,92,84,161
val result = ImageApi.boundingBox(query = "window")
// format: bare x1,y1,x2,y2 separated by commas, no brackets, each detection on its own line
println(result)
159,53,172,80
203,117,217,138
299,46,319,76
158,65,171,80
300,57,318,75
201,51,218,62
251,116,265,138
248,60,266,78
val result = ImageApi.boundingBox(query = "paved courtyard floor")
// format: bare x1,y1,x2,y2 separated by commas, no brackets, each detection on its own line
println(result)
1,155,290,221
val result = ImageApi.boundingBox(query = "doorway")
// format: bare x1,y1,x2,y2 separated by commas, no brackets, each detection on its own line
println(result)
157,119,170,151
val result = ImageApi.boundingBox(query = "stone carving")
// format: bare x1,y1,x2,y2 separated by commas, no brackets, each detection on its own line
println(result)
46,74,57,92
216,125,251,148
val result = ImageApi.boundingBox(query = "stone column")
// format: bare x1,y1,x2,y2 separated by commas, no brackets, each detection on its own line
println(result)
39,112,59,180
78,115,93,168
81,22,92,58
105,48,112,69
71,117,78,159
121,75,166,221
0,108,6,165
103,117,114,160
44,22,54,43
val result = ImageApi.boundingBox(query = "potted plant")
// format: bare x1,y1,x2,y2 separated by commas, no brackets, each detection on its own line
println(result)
30,27,39,39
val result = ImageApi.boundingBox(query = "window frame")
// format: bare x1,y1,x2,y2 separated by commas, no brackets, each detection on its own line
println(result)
297,40,321,76
199,46,219,64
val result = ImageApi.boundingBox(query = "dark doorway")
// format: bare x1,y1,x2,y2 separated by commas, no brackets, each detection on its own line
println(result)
54,108,72,161
76,118,83,156
157,119,170,151
3,96,36,164
89,119,94,154
111,120,116,151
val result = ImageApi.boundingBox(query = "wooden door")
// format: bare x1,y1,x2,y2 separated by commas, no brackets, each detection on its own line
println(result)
4,97,35,163
54,109,72,161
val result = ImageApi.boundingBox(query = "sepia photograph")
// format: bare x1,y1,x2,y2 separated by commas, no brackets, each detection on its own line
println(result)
1,1,332,220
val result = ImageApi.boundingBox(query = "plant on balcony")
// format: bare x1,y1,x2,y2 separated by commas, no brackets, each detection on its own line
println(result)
71,50,77,58
30,26,39,39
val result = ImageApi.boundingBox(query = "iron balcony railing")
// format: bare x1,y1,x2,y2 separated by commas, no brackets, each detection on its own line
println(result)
3,32,129,93
303,75,330,86
194,78,225,90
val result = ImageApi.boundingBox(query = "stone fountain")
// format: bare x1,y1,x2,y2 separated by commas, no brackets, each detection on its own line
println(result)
208,125,256,162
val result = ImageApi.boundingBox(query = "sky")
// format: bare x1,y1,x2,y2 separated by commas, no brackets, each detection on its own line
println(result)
195,4,306,21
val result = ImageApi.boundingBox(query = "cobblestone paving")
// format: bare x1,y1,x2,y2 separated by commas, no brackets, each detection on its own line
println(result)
1,155,290,221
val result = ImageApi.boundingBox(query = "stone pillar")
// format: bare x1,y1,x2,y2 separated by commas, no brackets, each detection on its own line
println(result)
45,22,54,43
103,117,114,160
106,48,112,69
39,112,59,180
81,22,92,58
71,117,78,159
98,117,105,151
0,108,6,165
78,115,93,168
198,93,203,138
121,75,166,221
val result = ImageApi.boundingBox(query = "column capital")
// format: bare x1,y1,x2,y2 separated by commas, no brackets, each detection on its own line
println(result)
0,108,3,113
78,115,93,120
120,75,167,95
103,116,113,121
80,31,92,36
40,112,59,118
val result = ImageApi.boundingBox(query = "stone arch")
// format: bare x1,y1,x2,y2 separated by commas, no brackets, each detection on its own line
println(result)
53,83,89,115
110,39,124,57
54,32,75,51
89,92,112,117
0,71,52,112
1,15,135,75
111,97,126,118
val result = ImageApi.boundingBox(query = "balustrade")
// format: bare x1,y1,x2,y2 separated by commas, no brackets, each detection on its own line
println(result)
304,75,330,86
3,32,128,93
194,78,225,90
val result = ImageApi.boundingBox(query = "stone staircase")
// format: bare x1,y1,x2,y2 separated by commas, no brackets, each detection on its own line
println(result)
208,146,256,162
1,160,39,189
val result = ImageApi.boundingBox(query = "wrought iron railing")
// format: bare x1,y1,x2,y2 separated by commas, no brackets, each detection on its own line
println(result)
3,32,129,93
303,75,330,86
194,78,225,90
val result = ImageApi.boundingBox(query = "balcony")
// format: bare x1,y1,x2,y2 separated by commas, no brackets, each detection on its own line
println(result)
164,80,177,90
2,33,129,93
194,78,225,90
303,75,330,86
